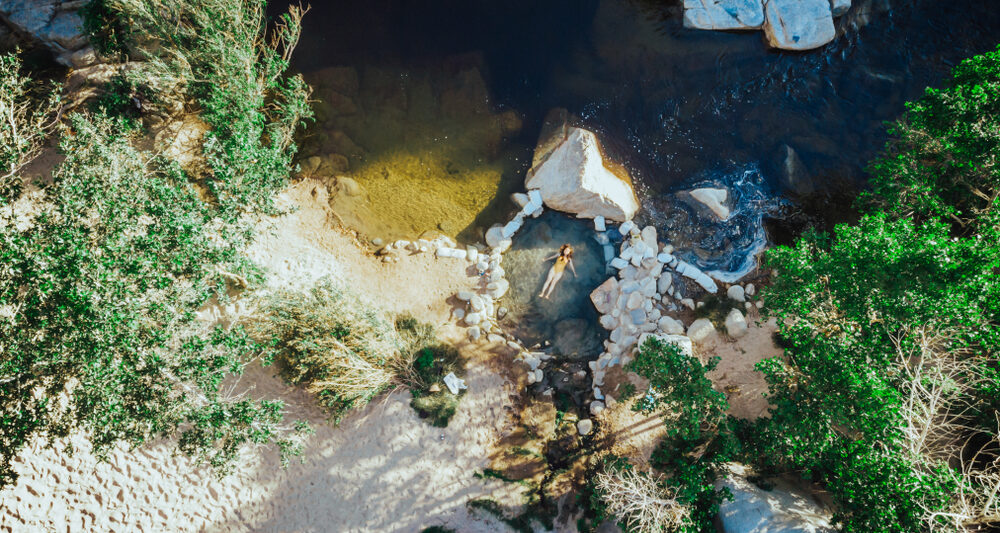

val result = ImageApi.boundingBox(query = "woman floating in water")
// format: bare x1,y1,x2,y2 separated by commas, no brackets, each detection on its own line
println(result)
539,244,577,299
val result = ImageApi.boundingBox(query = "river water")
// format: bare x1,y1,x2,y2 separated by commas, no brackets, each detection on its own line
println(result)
276,0,1000,353
283,0,1000,225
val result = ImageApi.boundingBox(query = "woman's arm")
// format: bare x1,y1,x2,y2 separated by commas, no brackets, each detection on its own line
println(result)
569,259,578,277
542,253,559,261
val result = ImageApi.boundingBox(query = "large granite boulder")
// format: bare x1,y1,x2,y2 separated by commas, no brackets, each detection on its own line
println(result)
526,114,639,222
717,464,835,533
763,0,836,51
683,0,764,30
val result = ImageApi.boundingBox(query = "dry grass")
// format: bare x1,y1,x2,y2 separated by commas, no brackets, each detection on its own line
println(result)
249,279,412,422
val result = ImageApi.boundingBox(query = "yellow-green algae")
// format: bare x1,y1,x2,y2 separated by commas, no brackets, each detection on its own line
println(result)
300,61,530,242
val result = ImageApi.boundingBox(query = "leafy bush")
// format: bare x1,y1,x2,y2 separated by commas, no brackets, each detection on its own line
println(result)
753,44,1000,531
624,337,736,532
864,44,1000,231
0,0,315,489
0,51,61,180
0,112,306,487
104,0,313,216
250,284,465,426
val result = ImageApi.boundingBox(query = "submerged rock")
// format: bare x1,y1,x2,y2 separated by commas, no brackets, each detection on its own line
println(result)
763,0,836,51
683,0,765,30
526,126,639,222
690,187,730,220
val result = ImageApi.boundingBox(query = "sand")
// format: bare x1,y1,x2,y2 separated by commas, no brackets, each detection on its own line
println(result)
0,180,520,532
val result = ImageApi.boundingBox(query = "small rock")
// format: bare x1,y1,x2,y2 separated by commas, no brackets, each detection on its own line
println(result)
594,215,606,232
429,383,441,393
727,284,746,302
756,300,764,309
725,308,749,338
464,312,482,326
457,291,475,301
590,401,606,415
511,192,530,208
681,298,696,310
657,316,685,335
690,187,730,219
468,326,482,340
745,283,756,297
577,419,594,436
485,225,505,247
687,318,717,343
534,369,544,383
452,308,466,320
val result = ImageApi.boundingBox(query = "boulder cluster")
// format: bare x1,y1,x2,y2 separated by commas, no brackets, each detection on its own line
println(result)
0,0,97,67
683,0,853,51
586,218,761,400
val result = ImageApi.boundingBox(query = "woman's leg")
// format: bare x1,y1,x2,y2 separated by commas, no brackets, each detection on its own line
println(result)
542,271,564,298
539,267,556,298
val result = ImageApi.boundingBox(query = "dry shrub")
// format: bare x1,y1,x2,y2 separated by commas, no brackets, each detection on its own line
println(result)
250,279,412,422
595,462,690,532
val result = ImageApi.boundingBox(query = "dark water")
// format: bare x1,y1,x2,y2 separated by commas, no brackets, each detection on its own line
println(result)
277,0,1000,229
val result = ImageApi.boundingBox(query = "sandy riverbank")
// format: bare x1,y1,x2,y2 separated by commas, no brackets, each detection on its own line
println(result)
0,180,522,532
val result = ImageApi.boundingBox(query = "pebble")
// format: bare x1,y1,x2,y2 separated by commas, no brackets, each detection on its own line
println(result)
745,283,756,297
577,419,594,436
590,401,605,415
467,326,482,341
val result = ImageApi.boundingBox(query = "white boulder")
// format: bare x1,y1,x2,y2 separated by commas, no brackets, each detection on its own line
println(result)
525,127,640,222
725,309,748,338
690,187,730,220
648,333,693,357
717,465,835,533
687,318,717,343
657,316,685,335
683,0,765,30
594,215,607,232
727,284,746,303
763,0,836,51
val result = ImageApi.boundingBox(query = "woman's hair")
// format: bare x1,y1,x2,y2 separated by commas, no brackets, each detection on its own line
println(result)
559,244,574,258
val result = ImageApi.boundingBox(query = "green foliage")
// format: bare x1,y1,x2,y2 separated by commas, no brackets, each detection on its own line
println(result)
81,0,130,58
755,48,1000,531
626,337,735,532
0,0,316,490
864,43,1000,231
104,0,313,216
0,52,61,179
397,316,466,427
0,113,306,487
89,74,146,132
754,209,1000,530
251,287,465,426
630,338,728,443
251,280,406,423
